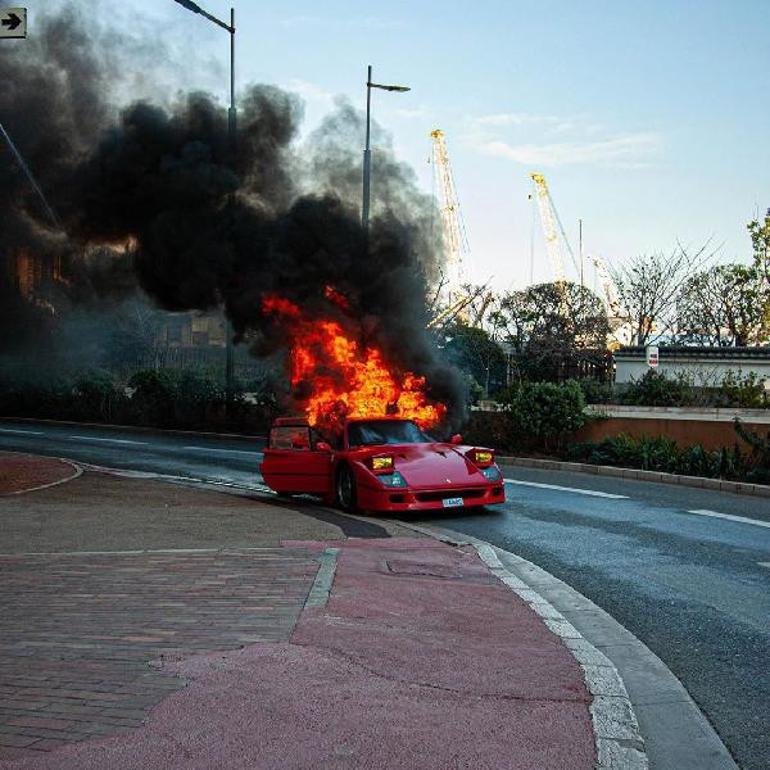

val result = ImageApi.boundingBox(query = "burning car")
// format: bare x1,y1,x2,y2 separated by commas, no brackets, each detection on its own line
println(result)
260,416,506,513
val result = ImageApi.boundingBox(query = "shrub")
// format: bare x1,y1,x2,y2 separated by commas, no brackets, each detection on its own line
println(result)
73,371,127,423
733,418,770,483
564,432,749,480
618,370,695,407
578,378,613,404
719,372,768,408
507,380,587,452
127,369,177,427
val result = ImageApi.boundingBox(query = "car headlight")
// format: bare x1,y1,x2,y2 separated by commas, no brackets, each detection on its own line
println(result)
379,471,407,487
481,466,502,482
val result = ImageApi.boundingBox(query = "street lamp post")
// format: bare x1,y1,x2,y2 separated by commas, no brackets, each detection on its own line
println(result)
361,65,410,233
172,0,236,409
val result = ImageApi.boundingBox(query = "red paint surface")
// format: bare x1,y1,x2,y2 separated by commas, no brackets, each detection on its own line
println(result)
0,538,595,769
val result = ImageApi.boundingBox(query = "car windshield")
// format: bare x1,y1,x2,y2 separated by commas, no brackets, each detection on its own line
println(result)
347,420,433,447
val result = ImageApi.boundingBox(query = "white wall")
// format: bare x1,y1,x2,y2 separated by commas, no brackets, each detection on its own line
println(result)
615,356,770,388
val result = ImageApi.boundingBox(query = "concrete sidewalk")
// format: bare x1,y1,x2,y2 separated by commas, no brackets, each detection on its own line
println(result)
0,458,597,768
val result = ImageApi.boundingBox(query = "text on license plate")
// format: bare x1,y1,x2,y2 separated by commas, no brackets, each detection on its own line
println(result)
442,497,464,508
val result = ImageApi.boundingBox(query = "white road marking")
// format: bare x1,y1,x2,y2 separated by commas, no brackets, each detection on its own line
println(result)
687,509,770,530
182,446,262,458
504,478,628,499
67,436,147,445
0,428,44,435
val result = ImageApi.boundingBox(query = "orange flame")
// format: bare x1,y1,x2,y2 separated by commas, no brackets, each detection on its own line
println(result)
263,294,446,431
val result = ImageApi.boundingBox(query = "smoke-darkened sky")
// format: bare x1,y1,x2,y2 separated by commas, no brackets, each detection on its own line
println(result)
0,2,466,422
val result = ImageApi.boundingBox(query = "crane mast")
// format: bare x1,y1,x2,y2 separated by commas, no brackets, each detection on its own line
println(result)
430,129,469,305
529,173,566,284
591,255,622,317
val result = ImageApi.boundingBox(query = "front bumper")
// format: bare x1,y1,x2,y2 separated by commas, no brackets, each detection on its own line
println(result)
357,480,506,513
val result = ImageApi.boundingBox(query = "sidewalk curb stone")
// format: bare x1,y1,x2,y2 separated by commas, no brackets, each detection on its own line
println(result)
391,522,649,770
304,547,340,608
473,543,648,770
0,451,83,496
497,455,770,499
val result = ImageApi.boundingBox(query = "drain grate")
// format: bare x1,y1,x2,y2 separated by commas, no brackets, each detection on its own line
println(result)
385,559,463,579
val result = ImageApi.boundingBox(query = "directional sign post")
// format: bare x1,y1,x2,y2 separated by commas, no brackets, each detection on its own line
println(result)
0,7,26,39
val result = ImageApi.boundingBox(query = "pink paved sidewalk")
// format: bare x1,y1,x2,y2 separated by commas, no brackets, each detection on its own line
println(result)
0,538,595,770
0,453,78,495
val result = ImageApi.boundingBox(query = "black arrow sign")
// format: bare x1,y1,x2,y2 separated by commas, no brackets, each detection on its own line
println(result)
1,12,21,30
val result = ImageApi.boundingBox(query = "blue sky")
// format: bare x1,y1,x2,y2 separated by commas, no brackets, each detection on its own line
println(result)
62,1,770,290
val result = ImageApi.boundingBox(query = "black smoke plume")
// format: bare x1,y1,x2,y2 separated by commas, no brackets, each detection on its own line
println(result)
1,3,465,424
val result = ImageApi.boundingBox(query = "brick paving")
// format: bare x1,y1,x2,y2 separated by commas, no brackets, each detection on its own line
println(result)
0,453,77,495
0,548,320,758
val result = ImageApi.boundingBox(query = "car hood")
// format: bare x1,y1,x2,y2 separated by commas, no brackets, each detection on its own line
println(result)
363,443,487,488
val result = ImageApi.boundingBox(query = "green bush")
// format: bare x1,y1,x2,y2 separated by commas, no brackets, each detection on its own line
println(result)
507,380,587,452
719,372,768,408
578,378,613,404
73,371,127,423
565,432,748,480
0,367,277,433
618,370,695,407
128,370,177,427
732,418,770,483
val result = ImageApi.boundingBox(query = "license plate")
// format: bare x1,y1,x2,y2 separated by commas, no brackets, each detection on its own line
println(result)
442,497,464,508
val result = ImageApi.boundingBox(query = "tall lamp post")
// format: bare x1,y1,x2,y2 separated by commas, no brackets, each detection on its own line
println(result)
172,0,236,407
362,65,410,232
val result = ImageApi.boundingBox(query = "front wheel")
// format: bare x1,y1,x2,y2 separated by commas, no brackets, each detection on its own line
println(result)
336,464,358,513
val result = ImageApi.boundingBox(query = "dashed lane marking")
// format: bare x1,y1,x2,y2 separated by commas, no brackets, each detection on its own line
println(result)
687,509,770,530
67,435,148,445
182,446,263,457
0,428,44,435
504,478,628,499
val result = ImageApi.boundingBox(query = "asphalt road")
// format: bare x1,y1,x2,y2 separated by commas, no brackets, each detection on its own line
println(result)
2,419,769,768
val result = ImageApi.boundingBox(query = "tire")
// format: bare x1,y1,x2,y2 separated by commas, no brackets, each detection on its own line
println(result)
335,464,358,513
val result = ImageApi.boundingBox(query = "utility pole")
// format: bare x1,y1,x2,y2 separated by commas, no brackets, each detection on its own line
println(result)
361,65,410,233
579,218,583,289
172,1,236,411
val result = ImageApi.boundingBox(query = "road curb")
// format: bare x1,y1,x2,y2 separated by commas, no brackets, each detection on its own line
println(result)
390,520,647,768
393,520,737,770
0,451,83,496
497,454,770,499
472,542,647,770
0,416,266,443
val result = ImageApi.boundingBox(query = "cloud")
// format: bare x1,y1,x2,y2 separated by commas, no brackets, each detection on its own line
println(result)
473,112,565,128
283,78,335,108
479,133,662,168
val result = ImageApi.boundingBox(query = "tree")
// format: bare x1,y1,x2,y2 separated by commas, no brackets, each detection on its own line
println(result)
439,321,507,398
491,281,609,382
677,264,769,346
610,245,710,345
749,211,770,280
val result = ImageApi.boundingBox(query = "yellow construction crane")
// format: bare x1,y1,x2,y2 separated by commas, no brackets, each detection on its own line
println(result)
529,173,582,285
430,129,469,305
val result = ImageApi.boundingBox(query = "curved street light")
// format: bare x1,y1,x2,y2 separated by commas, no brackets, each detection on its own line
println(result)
171,0,237,407
362,65,411,232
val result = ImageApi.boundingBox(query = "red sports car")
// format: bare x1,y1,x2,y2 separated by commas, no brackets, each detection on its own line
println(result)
259,416,506,513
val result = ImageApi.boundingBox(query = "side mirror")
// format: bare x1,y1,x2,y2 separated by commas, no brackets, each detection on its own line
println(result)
450,434,463,445
316,441,332,452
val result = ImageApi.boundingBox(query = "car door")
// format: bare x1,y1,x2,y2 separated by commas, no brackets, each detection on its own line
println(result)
260,424,332,495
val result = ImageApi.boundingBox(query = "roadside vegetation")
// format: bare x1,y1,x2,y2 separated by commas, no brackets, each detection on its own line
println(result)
0,368,279,433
